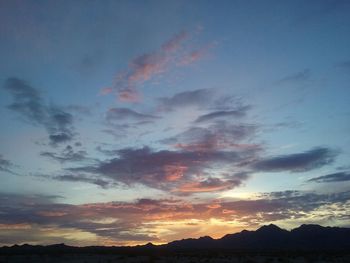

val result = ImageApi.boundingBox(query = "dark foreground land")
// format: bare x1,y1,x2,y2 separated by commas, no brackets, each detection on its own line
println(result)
1,250,350,263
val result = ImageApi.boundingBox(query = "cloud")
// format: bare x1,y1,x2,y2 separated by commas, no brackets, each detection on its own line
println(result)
157,89,213,111
178,46,209,66
194,106,251,123
118,87,141,102
53,174,112,188
102,108,158,138
175,177,246,193
66,114,260,192
96,146,120,156
307,171,350,183
1,190,349,245
161,31,188,52
157,90,248,115
106,108,158,122
277,69,311,84
68,144,257,194
103,31,208,102
40,145,87,163
252,147,337,173
0,155,15,174
3,78,75,145
164,121,258,152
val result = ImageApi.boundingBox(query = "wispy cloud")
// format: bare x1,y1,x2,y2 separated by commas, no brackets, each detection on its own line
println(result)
53,174,112,189
252,147,337,173
3,78,76,145
164,121,258,152
157,90,248,115
40,145,87,163
194,106,251,123
0,154,15,175
175,177,246,194
104,31,209,102
277,69,311,84
106,108,158,122
157,89,214,111
307,171,350,183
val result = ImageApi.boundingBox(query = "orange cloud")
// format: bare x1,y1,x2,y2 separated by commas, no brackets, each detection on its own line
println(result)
0,223,31,230
175,178,235,193
164,164,188,181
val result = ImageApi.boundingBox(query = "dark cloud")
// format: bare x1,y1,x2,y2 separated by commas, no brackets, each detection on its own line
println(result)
3,78,75,145
194,106,251,123
68,144,257,193
157,90,251,123
40,145,87,163
163,121,258,152
106,107,158,122
53,174,112,188
0,155,14,174
157,89,213,111
76,117,260,192
252,147,337,172
307,171,350,183
48,133,72,144
72,118,260,192
277,69,311,84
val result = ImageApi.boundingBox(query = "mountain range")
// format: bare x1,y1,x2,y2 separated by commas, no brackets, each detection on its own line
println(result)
163,224,350,250
1,224,350,254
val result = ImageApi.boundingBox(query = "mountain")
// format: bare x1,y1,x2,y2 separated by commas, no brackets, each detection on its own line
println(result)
163,224,350,250
1,224,350,254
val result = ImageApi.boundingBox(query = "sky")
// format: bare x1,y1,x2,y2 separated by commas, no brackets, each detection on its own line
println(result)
0,0,350,246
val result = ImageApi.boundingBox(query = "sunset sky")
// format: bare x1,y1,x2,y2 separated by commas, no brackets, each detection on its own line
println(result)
0,0,350,246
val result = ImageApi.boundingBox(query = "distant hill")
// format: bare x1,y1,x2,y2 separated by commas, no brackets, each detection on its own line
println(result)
1,224,350,255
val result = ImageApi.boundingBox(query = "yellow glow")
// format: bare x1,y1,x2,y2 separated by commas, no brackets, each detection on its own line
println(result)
219,190,255,199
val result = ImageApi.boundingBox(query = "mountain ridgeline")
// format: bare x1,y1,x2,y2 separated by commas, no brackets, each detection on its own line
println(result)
1,224,350,255
164,224,350,250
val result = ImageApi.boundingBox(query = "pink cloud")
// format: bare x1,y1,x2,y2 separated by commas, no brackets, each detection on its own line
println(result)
161,31,188,52
118,88,141,102
178,47,208,66
106,30,208,102
99,87,113,95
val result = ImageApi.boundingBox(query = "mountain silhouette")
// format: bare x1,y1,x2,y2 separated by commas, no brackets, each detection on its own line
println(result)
162,224,350,250
1,224,350,255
